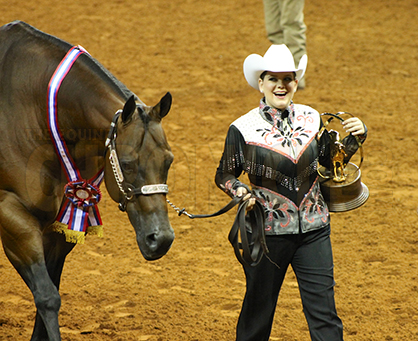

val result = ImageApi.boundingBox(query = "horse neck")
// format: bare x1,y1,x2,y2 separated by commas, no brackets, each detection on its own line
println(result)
57,66,128,151
53,63,130,178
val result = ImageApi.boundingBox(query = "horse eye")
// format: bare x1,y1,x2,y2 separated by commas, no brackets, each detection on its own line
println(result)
120,160,136,175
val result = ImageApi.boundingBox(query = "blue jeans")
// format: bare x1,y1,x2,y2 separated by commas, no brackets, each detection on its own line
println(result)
236,225,343,341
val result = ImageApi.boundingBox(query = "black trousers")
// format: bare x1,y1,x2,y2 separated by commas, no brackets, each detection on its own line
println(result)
236,225,343,341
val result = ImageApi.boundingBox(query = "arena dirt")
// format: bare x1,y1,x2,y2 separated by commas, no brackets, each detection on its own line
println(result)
1,0,418,340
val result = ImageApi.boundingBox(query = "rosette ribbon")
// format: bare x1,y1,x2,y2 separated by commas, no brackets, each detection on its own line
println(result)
48,46,105,244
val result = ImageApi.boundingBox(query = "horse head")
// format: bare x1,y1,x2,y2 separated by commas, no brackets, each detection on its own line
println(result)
104,92,175,260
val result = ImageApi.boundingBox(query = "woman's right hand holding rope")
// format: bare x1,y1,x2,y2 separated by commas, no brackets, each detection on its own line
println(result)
236,186,256,211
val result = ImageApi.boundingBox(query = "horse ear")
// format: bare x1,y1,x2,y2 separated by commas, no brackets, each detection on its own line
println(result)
121,95,137,123
152,92,172,120
160,92,172,118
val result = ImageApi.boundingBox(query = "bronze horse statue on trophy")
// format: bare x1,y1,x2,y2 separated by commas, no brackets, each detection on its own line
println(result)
328,129,348,182
0,21,175,340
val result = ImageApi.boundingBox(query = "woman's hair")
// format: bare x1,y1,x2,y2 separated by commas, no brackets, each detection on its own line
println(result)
260,71,268,80
259,71,296,80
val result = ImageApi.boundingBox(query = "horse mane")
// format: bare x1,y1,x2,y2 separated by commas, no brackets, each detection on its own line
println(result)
80,52,135,102
8,21,135,102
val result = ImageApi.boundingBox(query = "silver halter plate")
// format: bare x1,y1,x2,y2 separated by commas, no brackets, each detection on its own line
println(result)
141,184,169,195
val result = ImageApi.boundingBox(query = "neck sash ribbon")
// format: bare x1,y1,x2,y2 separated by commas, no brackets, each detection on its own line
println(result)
48,46,104,244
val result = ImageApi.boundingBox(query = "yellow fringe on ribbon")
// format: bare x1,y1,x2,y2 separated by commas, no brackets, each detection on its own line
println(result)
86,225,104,237
50,221,103,244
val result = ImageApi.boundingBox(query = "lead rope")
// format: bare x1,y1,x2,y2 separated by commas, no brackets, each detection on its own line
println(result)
166,197,279,269
166,199,193,218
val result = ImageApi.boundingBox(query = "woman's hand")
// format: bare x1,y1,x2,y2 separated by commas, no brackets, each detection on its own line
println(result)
342,117,365,136
236,187,256,210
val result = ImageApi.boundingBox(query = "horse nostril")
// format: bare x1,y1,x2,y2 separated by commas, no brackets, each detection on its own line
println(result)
147,233,157,243
145,230,174,254
146,233,161,252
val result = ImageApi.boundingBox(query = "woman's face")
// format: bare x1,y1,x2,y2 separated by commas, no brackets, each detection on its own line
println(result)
258,71,298,110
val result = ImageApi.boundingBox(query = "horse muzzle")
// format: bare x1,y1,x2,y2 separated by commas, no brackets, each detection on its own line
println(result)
140,223,175,260
128,207,175,260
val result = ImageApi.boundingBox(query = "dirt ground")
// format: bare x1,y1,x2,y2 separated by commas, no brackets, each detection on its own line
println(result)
1,0,418,340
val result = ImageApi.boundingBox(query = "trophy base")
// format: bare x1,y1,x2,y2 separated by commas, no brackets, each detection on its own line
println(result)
319,163,369,212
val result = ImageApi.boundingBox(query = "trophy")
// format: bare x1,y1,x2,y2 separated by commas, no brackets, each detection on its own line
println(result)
317,112,369,212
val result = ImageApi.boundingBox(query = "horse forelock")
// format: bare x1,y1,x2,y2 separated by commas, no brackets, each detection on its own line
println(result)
122,107,168,151
137,106,151,125
135,104,166,127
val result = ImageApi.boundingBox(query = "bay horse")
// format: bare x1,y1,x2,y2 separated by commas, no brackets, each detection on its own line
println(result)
0,21,175,340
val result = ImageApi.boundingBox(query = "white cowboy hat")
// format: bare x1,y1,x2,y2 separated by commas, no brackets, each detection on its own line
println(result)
243,44,308,90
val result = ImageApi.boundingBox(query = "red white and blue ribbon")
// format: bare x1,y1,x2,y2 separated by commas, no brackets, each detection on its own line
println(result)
47,46,104,243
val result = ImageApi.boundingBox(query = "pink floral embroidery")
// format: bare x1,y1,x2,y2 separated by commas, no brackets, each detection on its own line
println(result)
259,196,292,228
303,186,328,224
257,114,311,149
224,180,237,196
304,201,315,223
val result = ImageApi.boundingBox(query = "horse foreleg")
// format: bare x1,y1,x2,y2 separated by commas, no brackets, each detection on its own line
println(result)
43,229,76,288
20,263,62,341
0,192,62,341
31,230,75,340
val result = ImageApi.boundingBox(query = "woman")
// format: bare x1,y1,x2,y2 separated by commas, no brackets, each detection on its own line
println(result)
215,44,367,341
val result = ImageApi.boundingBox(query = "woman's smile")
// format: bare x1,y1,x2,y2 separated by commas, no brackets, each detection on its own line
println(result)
274,90,287,98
